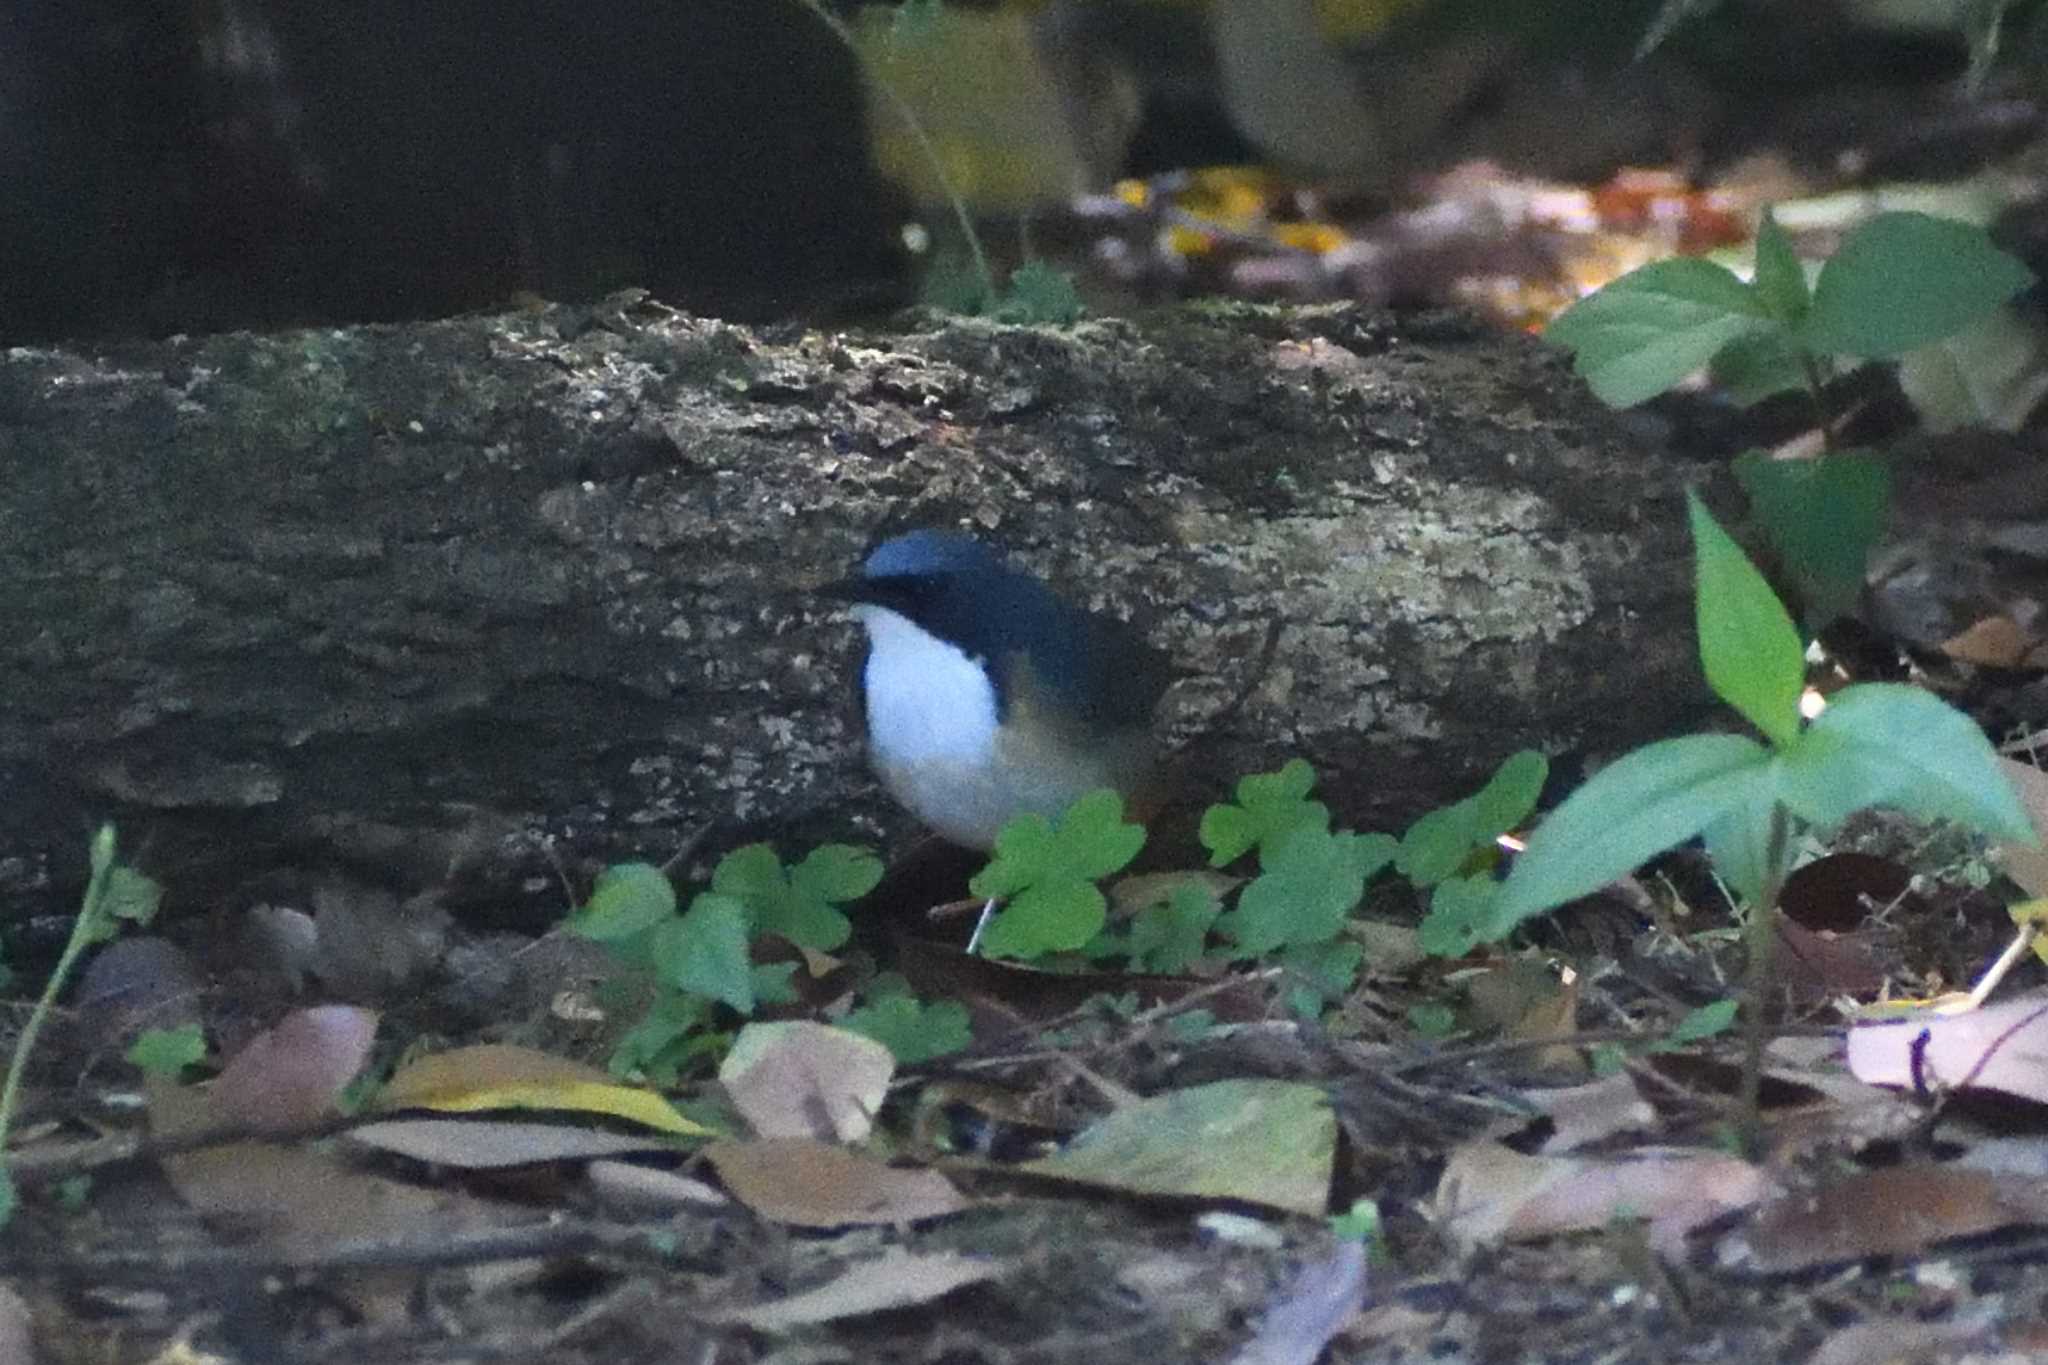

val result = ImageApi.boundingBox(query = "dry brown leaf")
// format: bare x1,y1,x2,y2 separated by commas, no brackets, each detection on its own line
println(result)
1846,991,2048,1103
1723,1165,2048,1273
345,1117,682,1168
698,1248,1003,1332
1431,1141,1767,1255
703,1138,969,1228
1993,758,2048,897
586,1160,728,1213
162,1141,498,1263
1941,614,2037,668
210,1006,379,1134
1520,1072,1654,1154
719,1021,893,1143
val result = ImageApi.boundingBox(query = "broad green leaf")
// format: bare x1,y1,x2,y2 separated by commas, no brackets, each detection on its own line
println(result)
1279,939,1363,1019
1701,791,1780,906
104,865,163,928
1778,683,2034,841
981,879,1106,958
1710,328,1811,407
1417,874,1505,957
1472,751,1550,836
1126,881,1222,973
1689,492,1804,747
790,845,884,904
568,862,677,941
127,1023,208,1077
970,813,1057,899
652,894,755,1013
1200,759,1329,866
1398,753,1543,886
1800,212,2034,359
1495,734,1776,930
709,843,784,904
1545,257,1771,407
1054,790,1148,881
1397,801,1481,886
839,994,973,1065
1750,209,1809,324
1222,827,1371,957
1734,449,1890,628
1653,998,1739,1050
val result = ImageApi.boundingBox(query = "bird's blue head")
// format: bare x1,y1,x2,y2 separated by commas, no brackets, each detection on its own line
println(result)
827,529,1169,848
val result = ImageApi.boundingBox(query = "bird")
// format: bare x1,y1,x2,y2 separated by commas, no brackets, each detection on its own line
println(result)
827,529,1172,850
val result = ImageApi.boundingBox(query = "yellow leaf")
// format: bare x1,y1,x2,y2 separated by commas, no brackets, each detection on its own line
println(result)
375,1044,710,1137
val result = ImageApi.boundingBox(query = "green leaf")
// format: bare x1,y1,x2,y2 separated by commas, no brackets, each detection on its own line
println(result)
1750,208,1810,324
1222,827,1371,956
1494,734,1776,931
839,994,973,1065
980,879,1107,958
568,863,677,941
104,865,162,927
126,1023,208,1078
1407,1002,1459,1038
1545,257,1772,408
972,791,1144,958
1710,329,1812,407
1055,790,1149,880
652,894,755,1013
991,260,1085,326
709,843,784,909
1800,212,2034,359
1126,881,1223,973
1398,753,1545,886
971,815,1058,899
608,993,711,1086
1200,759,1329,867
1397,803,1480,886
1689,492,1805,747
1734,449,1890,628
712,842,877,952
1278,938,1363,1018
1417,874,1506,956
1653,998,1739,1051
750,961,801,1008
1778,683,2035,840
790,844,885,904
1471,751,1550,836
1702,794,1779,906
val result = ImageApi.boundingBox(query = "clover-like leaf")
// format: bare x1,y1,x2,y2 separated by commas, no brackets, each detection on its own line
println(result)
652,893,755,1014
568,862,677,942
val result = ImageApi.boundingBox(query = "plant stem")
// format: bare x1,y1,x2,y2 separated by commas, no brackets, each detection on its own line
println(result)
1737,803,1793,1158
788,0,997,306
0,826,119,1216
1798,351,1836,452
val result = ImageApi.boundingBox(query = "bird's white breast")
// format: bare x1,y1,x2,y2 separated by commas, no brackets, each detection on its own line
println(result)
854,604,1119,849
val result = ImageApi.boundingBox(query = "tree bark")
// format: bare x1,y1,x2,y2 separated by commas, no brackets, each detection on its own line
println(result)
1,296,1708,926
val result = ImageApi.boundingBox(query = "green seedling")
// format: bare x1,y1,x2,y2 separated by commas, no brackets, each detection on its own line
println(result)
0,825,161,1227
568,842,884,1082
1491,492,2033,1150
1548,208,2034,623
